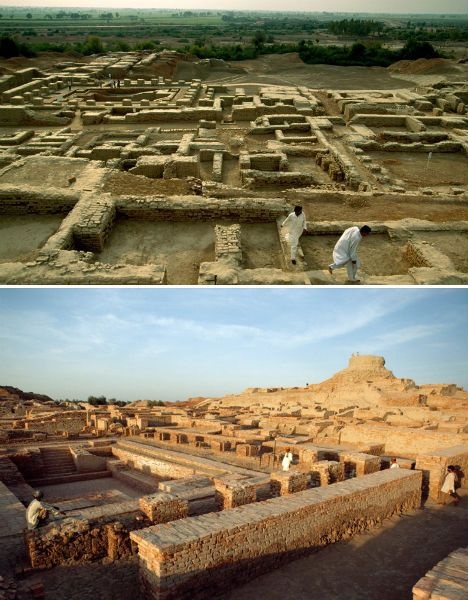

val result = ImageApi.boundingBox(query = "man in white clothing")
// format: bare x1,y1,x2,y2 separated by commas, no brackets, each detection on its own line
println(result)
440,465,460,506
282,448,293,471
26,490,63,530
328,225,371,282
281,205,307,265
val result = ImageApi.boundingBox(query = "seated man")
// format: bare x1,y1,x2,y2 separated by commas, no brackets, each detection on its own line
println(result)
26,490,63,530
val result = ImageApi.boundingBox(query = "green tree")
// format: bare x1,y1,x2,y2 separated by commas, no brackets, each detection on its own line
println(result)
0,36,20,58
253,30,266,51
82,35,104,55
88,395,108,406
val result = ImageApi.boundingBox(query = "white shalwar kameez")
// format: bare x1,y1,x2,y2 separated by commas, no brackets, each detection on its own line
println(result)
441,471,456,494
282,451,293,471
282,212,307,260
329,226,362,280
26,498,60,530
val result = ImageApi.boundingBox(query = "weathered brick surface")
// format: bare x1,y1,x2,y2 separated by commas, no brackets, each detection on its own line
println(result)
412,546,468,600
270,470,310,496
139,493,188,524
213,475,257,509
131,469,421,600
310,460,344,486
25,500,147,569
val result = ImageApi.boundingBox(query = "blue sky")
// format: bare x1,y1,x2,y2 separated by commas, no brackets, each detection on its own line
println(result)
0,287,467,402
0,1,466,13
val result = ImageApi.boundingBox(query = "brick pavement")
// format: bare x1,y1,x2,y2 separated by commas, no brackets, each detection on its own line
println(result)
0,481,27,537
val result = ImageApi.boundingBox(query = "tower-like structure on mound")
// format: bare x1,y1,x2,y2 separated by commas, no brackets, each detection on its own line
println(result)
343,354,395,380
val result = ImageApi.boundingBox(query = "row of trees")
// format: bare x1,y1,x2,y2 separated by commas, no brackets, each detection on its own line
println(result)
327,19,385,37
299,39,442,67
0,32,443,67
0,34,125,57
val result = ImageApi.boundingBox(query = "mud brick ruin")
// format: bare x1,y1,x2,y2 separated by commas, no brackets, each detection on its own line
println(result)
0,354,467,598
0,50,467,284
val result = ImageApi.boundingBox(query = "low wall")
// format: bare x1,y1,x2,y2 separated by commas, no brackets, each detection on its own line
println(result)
114,196,288,222
131,469,421,600
0,185,78,215
112,445,194,479
25,500,148,569
339,424,468,456
70,447,107,473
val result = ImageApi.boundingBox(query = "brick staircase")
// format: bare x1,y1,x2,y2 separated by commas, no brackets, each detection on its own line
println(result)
28,446,111,487
40,447,77,478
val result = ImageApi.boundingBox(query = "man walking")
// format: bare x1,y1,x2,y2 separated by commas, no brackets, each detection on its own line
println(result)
328,225,371,283
282,205,307,265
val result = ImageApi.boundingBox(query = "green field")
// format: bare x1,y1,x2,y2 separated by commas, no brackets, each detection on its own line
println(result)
1,8,466,62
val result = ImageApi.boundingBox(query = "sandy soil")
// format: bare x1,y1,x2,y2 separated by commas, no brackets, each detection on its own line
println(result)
412,231,468,272
202,52,455,90
241,223,283,270
301,233,411,275
0,215,63,262
291,195,468,223
0,157,89,189
369,152,468,190
102,171,196,196
97,219,215,284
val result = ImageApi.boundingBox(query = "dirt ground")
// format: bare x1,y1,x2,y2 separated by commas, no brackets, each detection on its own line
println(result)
97,219,216,284
102,171,196,196
369,152,468,190
201,53,468,90
302,233,411,275
292,194,468,223
0,215,64,263
412,231,468,272
0,156,89,189
241,223,283,270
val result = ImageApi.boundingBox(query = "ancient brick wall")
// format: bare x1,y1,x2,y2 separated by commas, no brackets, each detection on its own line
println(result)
112,445,194,479
270,471,310,496
114,196,288,222
131,469,421,599
24,413,86,435
25,500,148,569
339,424,468,456
139,493,188,523
0,185,78,214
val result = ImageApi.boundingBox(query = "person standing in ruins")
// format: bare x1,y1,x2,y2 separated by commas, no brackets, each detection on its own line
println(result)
440,465,460,506
390,458,400,469
26,490,63,530
281,205,307,265
328,225,371,283
282,448,293,471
